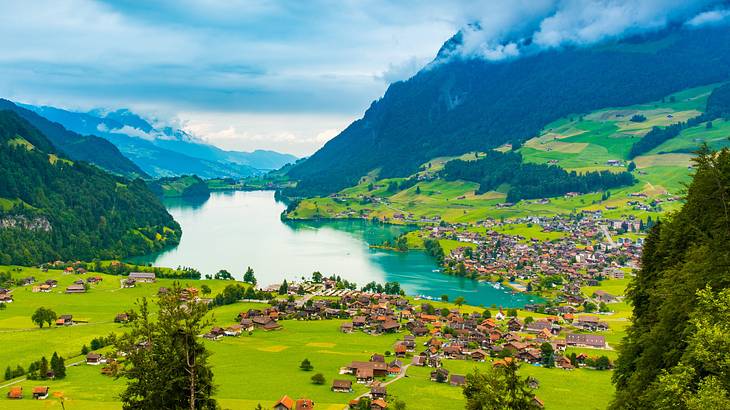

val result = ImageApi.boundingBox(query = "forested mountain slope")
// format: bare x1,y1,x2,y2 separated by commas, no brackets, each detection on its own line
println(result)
611,146,730,408
0,110,180,264
0,99,145,178
288,25,730,196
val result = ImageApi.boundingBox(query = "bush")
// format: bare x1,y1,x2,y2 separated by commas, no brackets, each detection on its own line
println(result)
300,358,313,371
311,373,325,385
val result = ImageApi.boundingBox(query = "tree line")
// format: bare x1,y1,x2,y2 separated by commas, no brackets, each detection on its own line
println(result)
441,151,635,202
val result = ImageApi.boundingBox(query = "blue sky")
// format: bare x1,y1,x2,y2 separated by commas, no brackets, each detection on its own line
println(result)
1,1,727,156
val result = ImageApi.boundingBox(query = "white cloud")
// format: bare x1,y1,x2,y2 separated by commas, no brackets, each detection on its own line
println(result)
686,8,730,27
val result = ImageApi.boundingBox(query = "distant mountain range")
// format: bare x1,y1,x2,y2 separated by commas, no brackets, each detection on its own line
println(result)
287,25,730,196
18,104,297,179
0,99,146,178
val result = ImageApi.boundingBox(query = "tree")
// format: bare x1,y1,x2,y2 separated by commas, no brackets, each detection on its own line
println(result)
357,398,372,410
524,316,535,325
300,358,313,371
311,271,323,283
463,360,541,410
507,308,518,317
482,310,491,319
31,306,56,328
278,280,289,295
51,352,66,379
627,161,636,172
81,345,90,355
612,148,730,409
441,294,449,302
4,366,12,380
214,270,233,280
115,283,217,410
243,267,257,285
311,373,325,385
200,284,211,295
38,356,49,379
415,185,421,195
454,296,465,307
540,343,555,368
393,400,407,410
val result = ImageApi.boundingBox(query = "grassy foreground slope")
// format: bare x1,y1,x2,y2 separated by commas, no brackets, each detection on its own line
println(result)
288,84,727,223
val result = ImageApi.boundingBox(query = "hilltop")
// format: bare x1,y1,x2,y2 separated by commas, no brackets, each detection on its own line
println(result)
0,110,180,265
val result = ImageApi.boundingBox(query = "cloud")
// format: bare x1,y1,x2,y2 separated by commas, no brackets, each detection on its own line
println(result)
686,8,730,27
445,0,728,61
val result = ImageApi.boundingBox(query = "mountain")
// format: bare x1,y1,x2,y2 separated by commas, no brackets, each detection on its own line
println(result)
0,99,145,178
287,25,730,196
21,105,297,178
0,110,180,265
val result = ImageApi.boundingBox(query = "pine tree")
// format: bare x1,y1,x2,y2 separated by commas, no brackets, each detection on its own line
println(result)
4,366,12,380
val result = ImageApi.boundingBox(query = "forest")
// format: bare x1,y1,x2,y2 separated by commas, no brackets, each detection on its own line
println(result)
612,146,730,409
441,151,635,202
0,110,180,265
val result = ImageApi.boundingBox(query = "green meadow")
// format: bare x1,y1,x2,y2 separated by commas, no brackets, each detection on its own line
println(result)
0,265,628,409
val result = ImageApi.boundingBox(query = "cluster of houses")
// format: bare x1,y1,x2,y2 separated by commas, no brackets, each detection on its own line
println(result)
6,386,50,400
421,214,641,300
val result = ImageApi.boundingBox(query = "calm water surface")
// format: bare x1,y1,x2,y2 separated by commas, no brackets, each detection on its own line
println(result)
131,191,537,307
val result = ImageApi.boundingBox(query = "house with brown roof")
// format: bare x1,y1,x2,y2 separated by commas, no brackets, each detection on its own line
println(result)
86,352,105,365
331,379,352,393
273,395,295,410
371,398,388,410
65,284,86,294
565,333,606,348
450,374,466,386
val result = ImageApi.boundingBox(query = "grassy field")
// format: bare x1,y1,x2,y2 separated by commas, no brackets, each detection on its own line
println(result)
0,264,627,409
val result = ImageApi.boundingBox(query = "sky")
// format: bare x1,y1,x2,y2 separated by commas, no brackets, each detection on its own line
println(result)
1,1,728,156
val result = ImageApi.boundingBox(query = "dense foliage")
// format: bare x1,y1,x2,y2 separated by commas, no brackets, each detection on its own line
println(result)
0,111,180,265
612,147,730,408
441,151,634,202
147,175,211,199
463,360,541,410
287,26,730,196
116,285,217,410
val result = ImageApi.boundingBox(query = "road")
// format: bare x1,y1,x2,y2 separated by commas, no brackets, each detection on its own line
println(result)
600,225,616,247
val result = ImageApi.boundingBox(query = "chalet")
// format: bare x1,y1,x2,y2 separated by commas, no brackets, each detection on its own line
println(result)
370,384,387,399
411,356,426,366
0,293,13,303
122,279,136,288
224,324,243,336
295,398,315,409
86,352,105,365
331,379,352,393
430,368,449,382
239,319,254,332
114,313,129,323
45,279,58,287
32,386,49,400
352,316,367,327
128,272,156,283
387,360,402,374
592,290,617,303
371,398,388,410
573,316,608,331
56,315,73,326
273,395,295,410
450,374,466,386
470,350,488,362
524,320,552,333
379,320,400,333
7,386,22,399
20,276,35,286
371,354,385,363
65,284,86,294
356,367,374,383
393,342,407,357
565,333,606,348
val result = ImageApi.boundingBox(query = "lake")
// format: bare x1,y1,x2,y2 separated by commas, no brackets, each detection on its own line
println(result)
131,190,538,307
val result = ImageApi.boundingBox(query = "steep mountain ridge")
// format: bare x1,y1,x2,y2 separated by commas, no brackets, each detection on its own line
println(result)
287,25,730,196
22,104,298,177
0,99,146,178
